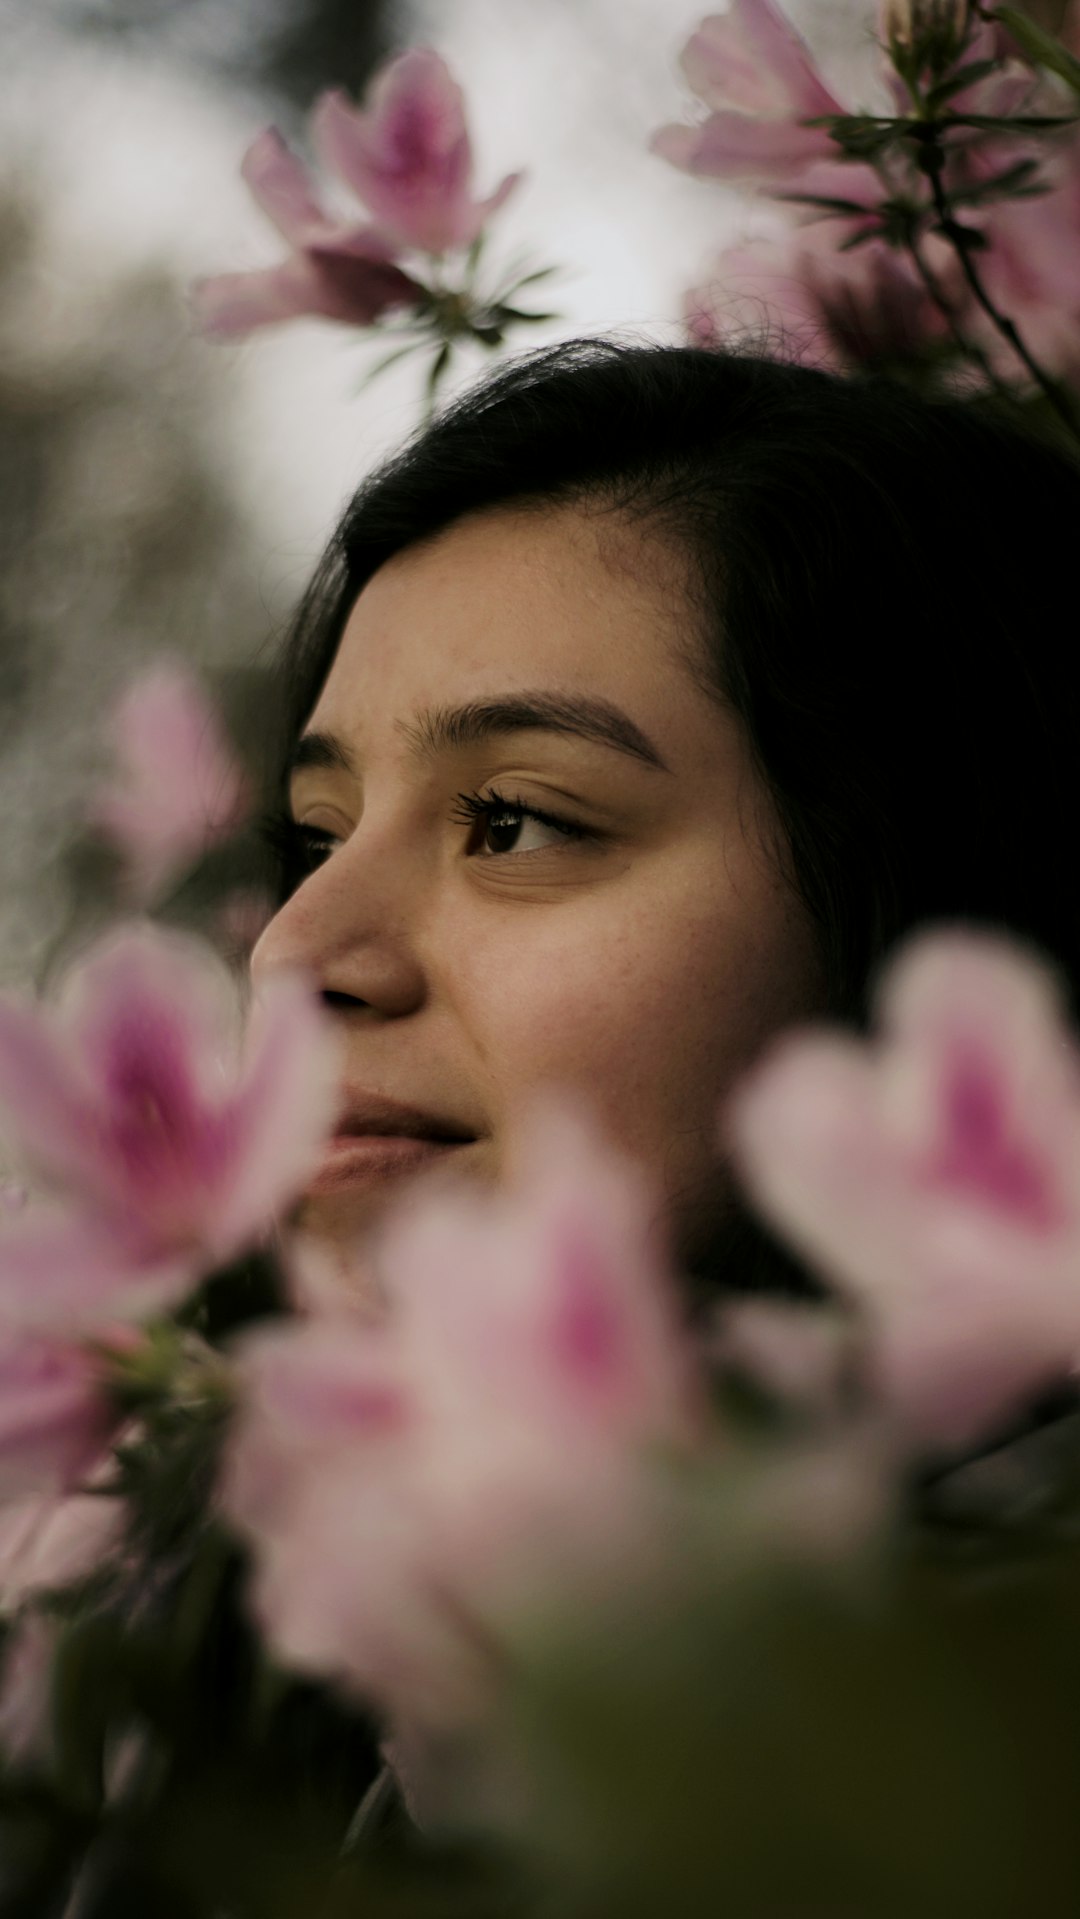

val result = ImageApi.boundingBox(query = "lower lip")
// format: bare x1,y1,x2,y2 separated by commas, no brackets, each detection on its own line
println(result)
306,1134,474,1196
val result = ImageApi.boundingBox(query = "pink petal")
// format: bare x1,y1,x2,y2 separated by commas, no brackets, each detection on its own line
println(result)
0,999,107,1197
0,1203,193,1331
731,0,844,117
55,927,236,1228
191,263,346,338
726,931,1080,1449
377,1097,699,1449
312,66,479,254
303,243,423,319
92,661,248,899
240,126,334,246
474,170,523,226
683,11,785,114
0,1335,111,1500
878,930,1080,1218
209,970,341,1258
651,114,834,183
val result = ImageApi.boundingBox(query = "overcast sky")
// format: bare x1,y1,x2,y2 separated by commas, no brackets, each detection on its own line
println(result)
0,0,886,587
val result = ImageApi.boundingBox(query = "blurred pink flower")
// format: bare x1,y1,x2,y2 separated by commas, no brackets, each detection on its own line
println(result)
0,924,340,1326
192,125,423,338
0,1335,112,1503
91,661,249,902
686,223,957,372
224,1102,700,1726
312,48,521,256
964,137,1080,384
727,928,1080,1450
651,1,847,186
194,47,520,338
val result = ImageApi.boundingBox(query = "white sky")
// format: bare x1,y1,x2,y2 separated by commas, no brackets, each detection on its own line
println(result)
0,0,886,603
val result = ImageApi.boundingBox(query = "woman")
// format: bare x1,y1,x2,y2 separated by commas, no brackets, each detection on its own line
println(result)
252,336,1080,1305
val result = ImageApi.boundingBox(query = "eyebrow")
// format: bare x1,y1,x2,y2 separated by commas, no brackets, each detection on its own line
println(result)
288,692,670,780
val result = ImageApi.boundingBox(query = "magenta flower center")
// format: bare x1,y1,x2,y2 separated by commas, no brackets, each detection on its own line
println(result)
921,1044,1063,1231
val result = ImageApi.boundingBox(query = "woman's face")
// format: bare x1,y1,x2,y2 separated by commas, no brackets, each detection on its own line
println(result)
252,503,824,1261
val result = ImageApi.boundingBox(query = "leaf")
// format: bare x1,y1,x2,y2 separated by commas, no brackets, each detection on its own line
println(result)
926,59,1002,110
773,193,883,215
838,227,883,252
494,306,560,325
948,111,1079,128
990,7,1080,94
949,159,1050,207
425,341,453,409
506,264,559,289
359,339,427,388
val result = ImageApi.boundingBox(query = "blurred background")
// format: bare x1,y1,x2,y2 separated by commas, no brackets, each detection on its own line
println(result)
0,0,890,984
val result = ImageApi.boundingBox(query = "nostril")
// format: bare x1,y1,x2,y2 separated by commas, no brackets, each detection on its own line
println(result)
321,989,368,1012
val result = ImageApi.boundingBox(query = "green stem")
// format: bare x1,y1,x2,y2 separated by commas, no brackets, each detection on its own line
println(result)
906,227,1013,389
918,128,1080,441
868,152,1012,393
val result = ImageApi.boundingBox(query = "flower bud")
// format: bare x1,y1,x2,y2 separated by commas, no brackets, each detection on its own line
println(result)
883,0,972,73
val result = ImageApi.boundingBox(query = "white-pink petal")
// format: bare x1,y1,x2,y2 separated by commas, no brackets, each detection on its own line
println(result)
0,1335,112,1501
92,662,248,901
209,970,341,1258
651,113,834,182
727,930,1080,1448
726,0,844,117
240,127,335,246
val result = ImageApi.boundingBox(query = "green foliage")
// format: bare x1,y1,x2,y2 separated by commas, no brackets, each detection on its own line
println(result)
991,6,1080,91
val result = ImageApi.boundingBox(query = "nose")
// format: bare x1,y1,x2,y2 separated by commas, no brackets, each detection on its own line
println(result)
250,823,428,1020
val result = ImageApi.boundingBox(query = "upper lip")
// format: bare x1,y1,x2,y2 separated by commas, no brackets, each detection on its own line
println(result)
334,1092,477,1143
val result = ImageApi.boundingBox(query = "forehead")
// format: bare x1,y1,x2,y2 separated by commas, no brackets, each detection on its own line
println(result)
309,504,713,747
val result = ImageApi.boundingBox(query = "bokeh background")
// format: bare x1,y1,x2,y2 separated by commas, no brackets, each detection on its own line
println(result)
0,0,892,985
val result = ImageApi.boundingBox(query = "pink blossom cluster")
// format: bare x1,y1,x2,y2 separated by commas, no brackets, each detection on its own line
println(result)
222,926,1080,1748
0,921,336,1511
193,48,520,339
0,668,340,1512
654,0,1080,384
223,1104,701,1731
728,928,1080,1449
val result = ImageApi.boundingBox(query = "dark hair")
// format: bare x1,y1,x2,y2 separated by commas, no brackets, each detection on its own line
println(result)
268,338,1080,1295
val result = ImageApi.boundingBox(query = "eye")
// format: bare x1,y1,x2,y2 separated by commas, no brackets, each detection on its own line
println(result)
451,789,590,857
261,810,341,897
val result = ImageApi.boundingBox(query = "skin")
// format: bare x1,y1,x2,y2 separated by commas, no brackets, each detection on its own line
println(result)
251,502,826,1268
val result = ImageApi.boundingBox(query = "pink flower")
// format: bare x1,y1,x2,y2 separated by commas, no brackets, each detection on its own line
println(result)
0,1335,112,1503
192,125,423,338
311,48,520,256
193,48,520,339
686,223,956,372
91,661,249,902
727,928,1080,1450
0,923,340,1326
223,1102,701,1727
963,138,1080,385
651,2,847,186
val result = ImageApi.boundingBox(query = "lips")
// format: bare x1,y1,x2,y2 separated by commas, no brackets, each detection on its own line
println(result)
307,1092,478,1199
334,1093,477,1145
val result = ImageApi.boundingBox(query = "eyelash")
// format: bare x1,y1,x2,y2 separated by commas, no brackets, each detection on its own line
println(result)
261,788,590,897
260,811,336,899
449,787,590,853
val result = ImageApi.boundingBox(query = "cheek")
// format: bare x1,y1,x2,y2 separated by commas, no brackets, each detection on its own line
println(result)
445,869,818,1167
